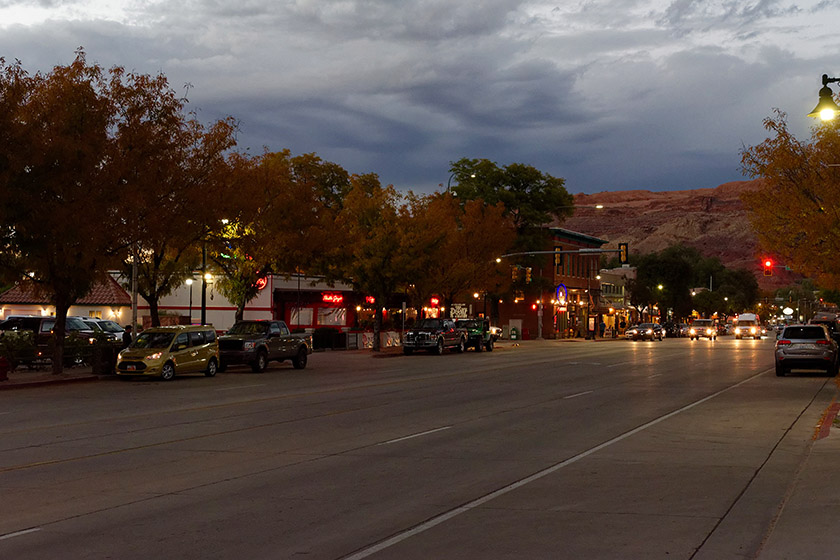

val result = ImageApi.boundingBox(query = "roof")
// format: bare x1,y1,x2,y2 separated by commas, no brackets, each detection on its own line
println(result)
548,227,608,247
0,276,131,306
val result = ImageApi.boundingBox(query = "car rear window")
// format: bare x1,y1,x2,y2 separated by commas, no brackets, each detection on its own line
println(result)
783,327,826,340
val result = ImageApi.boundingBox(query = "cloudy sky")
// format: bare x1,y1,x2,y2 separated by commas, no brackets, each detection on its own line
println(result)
2,0,839,194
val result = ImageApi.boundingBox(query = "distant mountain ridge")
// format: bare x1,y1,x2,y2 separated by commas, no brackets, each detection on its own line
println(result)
563,179,792,289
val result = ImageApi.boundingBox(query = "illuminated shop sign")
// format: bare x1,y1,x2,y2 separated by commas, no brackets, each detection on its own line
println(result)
365,296,376,304
322,293,344,304
254,277,268,290
430,297,440,306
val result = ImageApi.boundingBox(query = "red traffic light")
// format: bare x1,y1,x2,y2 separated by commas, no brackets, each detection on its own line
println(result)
763,259,773,276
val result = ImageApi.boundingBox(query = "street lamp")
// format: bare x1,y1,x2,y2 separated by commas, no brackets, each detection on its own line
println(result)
808,74,840,120
445,172,476,192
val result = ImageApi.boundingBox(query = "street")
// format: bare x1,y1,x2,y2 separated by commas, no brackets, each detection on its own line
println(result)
1,337,836,559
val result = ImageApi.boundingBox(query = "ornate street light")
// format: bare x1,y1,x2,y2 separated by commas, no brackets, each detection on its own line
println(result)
808,74,840,120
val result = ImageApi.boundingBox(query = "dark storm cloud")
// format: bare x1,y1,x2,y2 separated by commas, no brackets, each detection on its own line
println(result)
1,0,839,193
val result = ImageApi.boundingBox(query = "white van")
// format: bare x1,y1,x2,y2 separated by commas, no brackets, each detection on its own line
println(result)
734,313,762,340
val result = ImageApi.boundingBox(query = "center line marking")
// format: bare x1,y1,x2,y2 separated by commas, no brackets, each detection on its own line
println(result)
0,528,41,541
380,426,451,445
563,391,593,399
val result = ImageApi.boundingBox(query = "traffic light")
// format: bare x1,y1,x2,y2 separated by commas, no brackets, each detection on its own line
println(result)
525,267,532,283
511,266,519,281
618,242,629,264
763,259,773,276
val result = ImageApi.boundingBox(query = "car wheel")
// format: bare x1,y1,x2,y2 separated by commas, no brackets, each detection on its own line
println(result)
775,362,786,377
292,347,308,369
161,362,175,381
251,350,267,373
486,338,494,352
205,358,218,377
403,348,414,355
434,338,444,355
456,338,466,353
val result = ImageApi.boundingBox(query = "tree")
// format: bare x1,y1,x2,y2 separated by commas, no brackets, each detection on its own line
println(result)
0,52,124,373
408,193,516,315
448,158,574,252
110,69,237,327
333,175,413,351
741,110,840,289
211,150,350,321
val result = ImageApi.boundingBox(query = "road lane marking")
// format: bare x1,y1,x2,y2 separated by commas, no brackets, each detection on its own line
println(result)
379,427,452,445
342,370,767,560
0,528,41,541
563,391,593,400
215,384,267,391
649,374,662,379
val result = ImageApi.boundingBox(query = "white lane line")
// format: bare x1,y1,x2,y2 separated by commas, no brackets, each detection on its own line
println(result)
343,370,767,560
0,528,41,541
563,391,593,400
0,412,12,416
649,374,662,379
606,361,634,368
215,384,267,391
379,426,452,445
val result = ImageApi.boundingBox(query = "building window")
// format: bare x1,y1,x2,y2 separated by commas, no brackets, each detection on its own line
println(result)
318,307,347,327
290,307,314,326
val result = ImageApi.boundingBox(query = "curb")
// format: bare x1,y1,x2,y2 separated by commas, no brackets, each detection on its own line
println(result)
0,374,101,390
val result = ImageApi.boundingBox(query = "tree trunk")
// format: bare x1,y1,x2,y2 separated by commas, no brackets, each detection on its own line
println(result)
372,306,382,352
235,301,245,322
51,294,70,375
148,299,160,327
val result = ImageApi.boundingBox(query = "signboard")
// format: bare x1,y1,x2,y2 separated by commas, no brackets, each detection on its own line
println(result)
322,293,344,304
451,303,468,319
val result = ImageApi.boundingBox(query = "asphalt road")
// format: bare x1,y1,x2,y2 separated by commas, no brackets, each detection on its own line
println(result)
0,336,835,559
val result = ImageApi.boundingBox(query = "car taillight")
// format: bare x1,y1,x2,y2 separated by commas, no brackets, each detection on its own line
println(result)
777,340,791,345
816,340,830,345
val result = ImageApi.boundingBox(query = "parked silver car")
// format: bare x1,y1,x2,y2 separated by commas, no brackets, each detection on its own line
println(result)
775,324,839,377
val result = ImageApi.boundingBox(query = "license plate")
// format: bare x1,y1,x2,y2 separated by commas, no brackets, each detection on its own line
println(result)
126,365,136,371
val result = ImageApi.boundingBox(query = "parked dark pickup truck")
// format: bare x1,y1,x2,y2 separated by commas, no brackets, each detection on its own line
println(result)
403,318,467,355
218,320,312,372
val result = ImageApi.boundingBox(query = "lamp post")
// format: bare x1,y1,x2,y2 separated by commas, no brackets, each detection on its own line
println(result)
808,74,840,120
186,278,194,324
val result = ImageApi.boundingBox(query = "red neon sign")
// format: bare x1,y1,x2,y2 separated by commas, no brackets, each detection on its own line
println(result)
322,293,344,304
365,296,376,304
254,277,267,290
430,297,440,306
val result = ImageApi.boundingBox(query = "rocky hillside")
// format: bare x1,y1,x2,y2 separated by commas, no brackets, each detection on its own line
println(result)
563,179,793,289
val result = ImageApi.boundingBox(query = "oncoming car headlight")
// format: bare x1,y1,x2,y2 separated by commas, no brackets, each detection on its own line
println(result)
705,328,714,335
145,351,163,361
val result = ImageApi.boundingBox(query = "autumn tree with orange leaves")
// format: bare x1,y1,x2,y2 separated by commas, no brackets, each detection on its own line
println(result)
741,110,840,289
0,50,237,372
